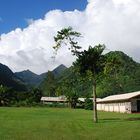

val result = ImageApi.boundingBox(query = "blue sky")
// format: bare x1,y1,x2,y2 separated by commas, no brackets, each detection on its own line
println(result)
0,0,87,34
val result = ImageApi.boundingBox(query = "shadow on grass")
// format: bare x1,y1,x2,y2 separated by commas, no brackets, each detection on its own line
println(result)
126,118,140,121
99,117,140,123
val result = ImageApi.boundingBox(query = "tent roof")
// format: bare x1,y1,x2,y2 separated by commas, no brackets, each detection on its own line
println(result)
41,96,66,102
97,91,140,103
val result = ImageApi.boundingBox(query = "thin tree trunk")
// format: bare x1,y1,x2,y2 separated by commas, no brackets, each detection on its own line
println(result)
93,79,98,123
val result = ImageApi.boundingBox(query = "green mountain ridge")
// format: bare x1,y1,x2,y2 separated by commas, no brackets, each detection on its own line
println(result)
15,64,67,87
1,51,140,97
97,51,140,97
15,70,42,87
40,51,140,97
0,63,27,91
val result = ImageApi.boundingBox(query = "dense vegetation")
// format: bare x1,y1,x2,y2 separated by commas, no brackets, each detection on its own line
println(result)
40,51,140,98
97,51,140,97
0,63,67,107
15,64,67,87
0,85,42,106
0,63,27,91
0,107,139,140
15,70,43,87
1,51,140,107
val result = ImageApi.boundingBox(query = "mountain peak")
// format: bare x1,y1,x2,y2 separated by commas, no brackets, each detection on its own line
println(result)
0,63,14,77
21,69,38,75
53,64,67,75
54,64,67,69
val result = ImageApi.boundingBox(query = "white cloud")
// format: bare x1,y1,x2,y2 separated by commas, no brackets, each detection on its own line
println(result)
0,0,140,74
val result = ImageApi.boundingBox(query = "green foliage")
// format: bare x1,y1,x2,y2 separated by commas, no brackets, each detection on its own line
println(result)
74,44,105,76
54,51,140,99
67,91,79,108
53,29,140,99
73,44,106,122
0,85,16,106
53,26,81,56
97,51,140,97
0,84,42,106
57,69,81,108
15,70,42,87
56,66,92,97
46,102,67,108
40,71,56,96
52,27,140,111
28,88,43,103
84,98,93,110
0,63,27,91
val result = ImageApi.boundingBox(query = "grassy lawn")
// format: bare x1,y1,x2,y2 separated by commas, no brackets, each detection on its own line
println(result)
0,107,140,140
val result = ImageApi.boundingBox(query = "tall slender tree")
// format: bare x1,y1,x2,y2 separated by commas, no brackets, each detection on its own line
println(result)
53,27,105,122
74,45,105,122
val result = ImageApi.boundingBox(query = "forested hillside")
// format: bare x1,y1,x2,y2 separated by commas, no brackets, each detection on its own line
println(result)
1,51,140,98
15,70,43,87
39,65,67,96
40,51,140,98
0,63,42,106
97,51,140,97
15,64,67,87
0,63,27,91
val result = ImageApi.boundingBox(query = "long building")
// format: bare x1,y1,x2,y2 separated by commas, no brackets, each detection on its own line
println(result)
41,96,100,103
41,96,67,103
97,91,140,113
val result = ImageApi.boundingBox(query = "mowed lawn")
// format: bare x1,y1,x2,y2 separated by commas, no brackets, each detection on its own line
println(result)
0,107,140,140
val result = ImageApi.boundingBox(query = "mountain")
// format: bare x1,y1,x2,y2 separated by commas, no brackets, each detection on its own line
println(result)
3,50,139,98
40,64,67,78
15,70,42,87
0,63,27,91
52,64,67,77
15,64,68,87
48,51,140,98
96,51,140,97
39,64,68,96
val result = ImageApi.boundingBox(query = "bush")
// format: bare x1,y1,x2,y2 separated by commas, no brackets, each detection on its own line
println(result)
12,100,29,107
84,98,93,110
44,102,68,108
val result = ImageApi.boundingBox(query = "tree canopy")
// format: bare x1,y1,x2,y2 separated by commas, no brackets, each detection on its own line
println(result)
53,26,81,56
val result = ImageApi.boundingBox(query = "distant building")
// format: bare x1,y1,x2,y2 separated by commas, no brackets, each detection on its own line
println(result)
41,96,100,104
41,96,67,104
41,96,87,104
97,91,140,113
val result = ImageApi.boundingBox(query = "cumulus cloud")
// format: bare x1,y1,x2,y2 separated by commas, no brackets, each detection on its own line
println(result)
0,0,140,74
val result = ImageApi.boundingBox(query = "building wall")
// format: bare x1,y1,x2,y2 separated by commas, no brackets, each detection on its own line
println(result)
131,99,137,112
131,98,140,112
97,102,131,113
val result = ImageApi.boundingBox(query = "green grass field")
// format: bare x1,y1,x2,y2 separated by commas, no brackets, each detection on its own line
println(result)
0,107,140,140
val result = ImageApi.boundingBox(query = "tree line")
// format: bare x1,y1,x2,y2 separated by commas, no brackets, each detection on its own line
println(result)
0,85,42,106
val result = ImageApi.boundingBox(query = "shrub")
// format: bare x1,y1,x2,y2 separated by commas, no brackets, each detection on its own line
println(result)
84,98,93,110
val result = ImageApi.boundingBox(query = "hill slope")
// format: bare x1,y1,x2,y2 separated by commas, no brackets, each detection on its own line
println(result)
52,51,140,98
0,63,27,91
97,51,140,97
15,64,67,87
15,70,42,87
